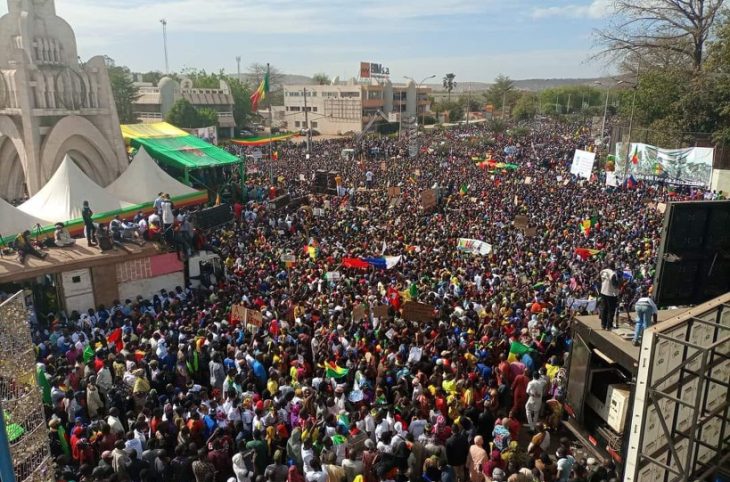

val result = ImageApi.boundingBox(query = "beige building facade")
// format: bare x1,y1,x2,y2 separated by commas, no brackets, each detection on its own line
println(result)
0,0,128,201
283,80,431,136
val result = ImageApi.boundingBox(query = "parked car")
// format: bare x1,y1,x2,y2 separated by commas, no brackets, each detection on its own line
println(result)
300,128,320,136
238,130,255,138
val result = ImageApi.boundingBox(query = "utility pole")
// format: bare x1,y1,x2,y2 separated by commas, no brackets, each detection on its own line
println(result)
160,19,169,73
567,93,571,114
502,91,506,119
303,87,312,156
466,83,470,127
236,56,241,80
555,95,559,114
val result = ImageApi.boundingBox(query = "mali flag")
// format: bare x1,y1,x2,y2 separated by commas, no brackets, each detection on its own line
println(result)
508,341,532,362
250,71,269,111
325,362,349,379
631,146,639,165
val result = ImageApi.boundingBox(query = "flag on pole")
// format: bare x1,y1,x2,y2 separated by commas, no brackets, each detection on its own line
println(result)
250,71,269,111
631,146,639,165
83,345,95,364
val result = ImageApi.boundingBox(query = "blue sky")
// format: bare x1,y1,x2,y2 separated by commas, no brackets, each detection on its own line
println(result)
1,0,616,81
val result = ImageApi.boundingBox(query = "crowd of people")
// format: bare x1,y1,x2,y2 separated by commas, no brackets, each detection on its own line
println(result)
31,119,719,482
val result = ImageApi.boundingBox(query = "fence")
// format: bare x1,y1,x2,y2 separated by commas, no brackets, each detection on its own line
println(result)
0,292,53,482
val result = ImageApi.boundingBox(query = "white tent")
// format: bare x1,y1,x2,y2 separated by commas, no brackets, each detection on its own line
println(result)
19,156,133,223
107,147,199,204
0,196,49,238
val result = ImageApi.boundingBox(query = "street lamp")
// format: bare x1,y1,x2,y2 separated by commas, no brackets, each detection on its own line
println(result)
403,75,435,126
594,80,610,143
160,19,169,73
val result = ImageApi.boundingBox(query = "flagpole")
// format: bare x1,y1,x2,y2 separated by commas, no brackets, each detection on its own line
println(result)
267,63,274,184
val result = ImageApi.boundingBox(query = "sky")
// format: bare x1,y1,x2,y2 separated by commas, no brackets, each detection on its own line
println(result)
1,0,617,82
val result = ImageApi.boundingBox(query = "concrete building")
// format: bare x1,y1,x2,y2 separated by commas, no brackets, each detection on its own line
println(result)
283,79,431,136
132,77,237,137
0,0,129,201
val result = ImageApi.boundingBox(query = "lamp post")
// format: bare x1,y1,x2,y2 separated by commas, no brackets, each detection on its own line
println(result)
236,56,241,80
594,80,610,143
618,77,639,182
403,75,435,126
160,19,169,73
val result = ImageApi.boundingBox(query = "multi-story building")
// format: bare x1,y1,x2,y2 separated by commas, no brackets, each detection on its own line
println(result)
283,79,431,136
132,77,236,137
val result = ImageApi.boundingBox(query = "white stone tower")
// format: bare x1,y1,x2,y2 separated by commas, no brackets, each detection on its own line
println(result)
0,0,128,200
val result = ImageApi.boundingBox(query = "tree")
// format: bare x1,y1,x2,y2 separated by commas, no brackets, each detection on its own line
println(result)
166,99,217,128
512,92,539,121
312,73,330,85
141,71,165,84
433,99,463,123
442,73,456,101
105,57,139,124
228,77,253,129
597,0,725,71
485,74,518,112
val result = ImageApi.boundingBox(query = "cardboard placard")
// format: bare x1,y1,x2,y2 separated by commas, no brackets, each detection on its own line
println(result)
325,271,341,282
313,208,325,217
387,186,401,198
524,176,532,185
280,254,297,263
514,215,529,229
231,304,247,322
245,309,263,330
524,227,538,237
420,189,437,210
372,304,390,320
657,202,667,214
402,301,435,322
352,304,368,322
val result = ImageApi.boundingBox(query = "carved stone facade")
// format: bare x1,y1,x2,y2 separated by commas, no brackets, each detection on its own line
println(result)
0,0,128,201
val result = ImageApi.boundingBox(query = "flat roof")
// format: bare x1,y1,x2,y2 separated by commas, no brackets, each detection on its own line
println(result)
575,308,687,370
0,243,161,285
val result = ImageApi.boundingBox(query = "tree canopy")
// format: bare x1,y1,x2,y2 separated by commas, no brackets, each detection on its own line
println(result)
312,73,330,85
166,99,218,128
105,57,140,124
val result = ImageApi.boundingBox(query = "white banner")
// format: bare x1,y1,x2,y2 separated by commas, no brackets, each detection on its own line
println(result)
615,142,714,186
570,149,596,179
457,238,492,255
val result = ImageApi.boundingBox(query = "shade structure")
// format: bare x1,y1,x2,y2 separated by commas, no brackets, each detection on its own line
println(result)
0,196,49,239
18,156,133,224
107,147,201,204
121,121,240,170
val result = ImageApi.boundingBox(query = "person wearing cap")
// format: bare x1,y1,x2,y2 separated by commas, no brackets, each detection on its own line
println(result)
53,222,76,247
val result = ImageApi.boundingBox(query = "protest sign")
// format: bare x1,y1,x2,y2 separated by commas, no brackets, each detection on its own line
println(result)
231,305,247,322
403,301,435,322
280,254,296,264
657,202,667,214
524,227,538,237
352,304,368,322
456,238,493,255
514,215,529,229
524,176,532,185
570,149,596,179
420,189,437,209
605,172,618,187
245,309,263,332
313,208,325,217
387,186,401,198
372,304,390,320
325,271,341,282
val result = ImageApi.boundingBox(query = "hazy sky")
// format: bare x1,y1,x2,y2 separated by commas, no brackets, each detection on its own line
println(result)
1,0,616,81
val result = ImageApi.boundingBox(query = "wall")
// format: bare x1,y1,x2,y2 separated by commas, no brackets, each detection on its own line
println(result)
115,253,184,302
118,272,185,302
710,168,730,194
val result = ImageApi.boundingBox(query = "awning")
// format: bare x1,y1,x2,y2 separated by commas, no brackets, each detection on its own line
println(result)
231,132,300,146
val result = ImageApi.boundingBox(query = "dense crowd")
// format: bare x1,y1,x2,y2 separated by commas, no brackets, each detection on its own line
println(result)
32,120,717,482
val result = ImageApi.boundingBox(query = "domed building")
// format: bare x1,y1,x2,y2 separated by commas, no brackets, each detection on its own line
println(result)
0,0,129,201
